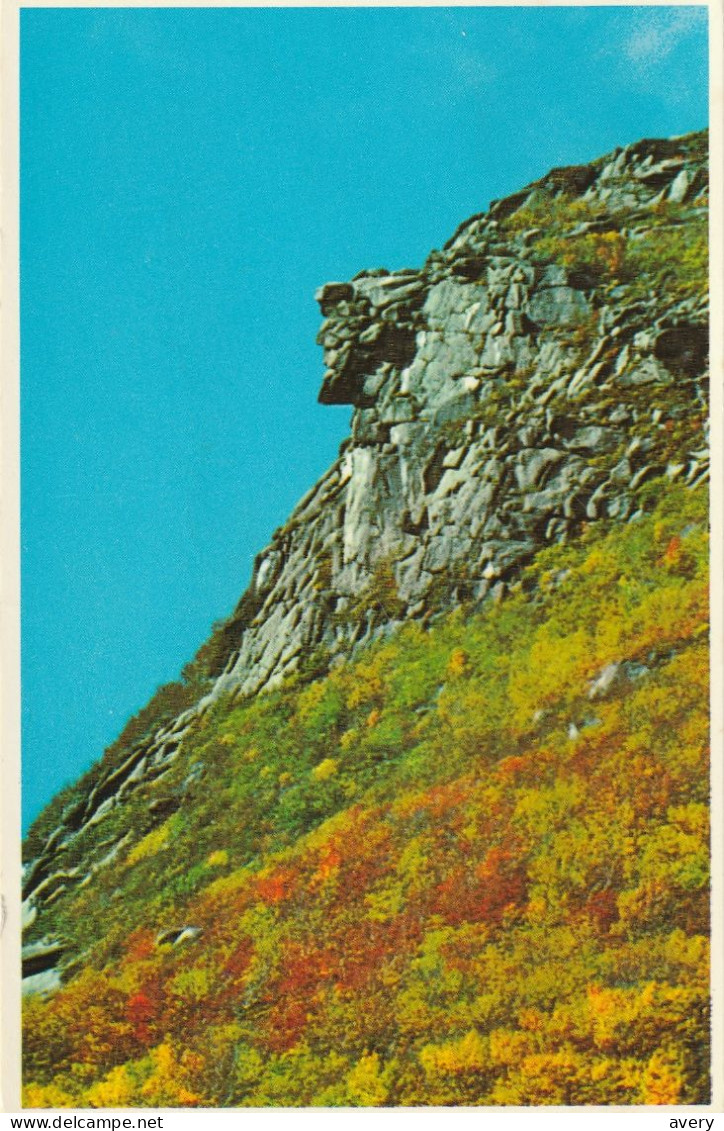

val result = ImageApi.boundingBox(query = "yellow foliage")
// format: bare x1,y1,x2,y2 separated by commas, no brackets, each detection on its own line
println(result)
447,648,469,677
364,884,405,922
508,627,592,727
126,822,170,866
512,779,585,842
665,929,708,971
491,1051,584,1105
339,727,358,752
85,1064,137,1108
420,1029,487,1076
345,655,386,708
296,680,328,724
587,984,634,1051
140,1043,202,1107
346,1052,390,1106
488,1027,535,1067
206,848,229,868
232,1042,265,1089
312,758,338,781
23,1081,78,1108
640,1048,684,1104
171,965,211,1001
395,835,433,890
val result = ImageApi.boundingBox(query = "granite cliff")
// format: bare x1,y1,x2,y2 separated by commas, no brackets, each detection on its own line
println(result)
23,131,708,996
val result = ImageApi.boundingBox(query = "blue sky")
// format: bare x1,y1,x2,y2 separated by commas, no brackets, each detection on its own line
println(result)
20,6,708,829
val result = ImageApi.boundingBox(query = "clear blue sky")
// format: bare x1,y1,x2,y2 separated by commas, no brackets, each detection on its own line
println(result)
20,6,708,829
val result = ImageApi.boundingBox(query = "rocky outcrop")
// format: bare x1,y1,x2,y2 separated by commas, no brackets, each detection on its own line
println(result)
22,131,708,970
21,940,65,997
212,130,708,697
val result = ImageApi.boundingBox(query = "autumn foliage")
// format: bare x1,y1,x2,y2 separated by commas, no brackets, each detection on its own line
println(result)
23,482,710,1106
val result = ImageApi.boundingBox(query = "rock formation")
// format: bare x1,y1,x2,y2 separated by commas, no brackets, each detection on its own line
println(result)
22,130,708,986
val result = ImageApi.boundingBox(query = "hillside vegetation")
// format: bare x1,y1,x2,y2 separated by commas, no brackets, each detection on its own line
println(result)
23,480,709,1106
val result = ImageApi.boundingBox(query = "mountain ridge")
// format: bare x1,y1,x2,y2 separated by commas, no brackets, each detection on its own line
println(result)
23,129,709,999
20,129,711,1107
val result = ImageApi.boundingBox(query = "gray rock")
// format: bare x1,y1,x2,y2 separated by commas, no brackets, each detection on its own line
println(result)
668,168,690,203
23,969,62,997
22,939,65,979
515,448,563,491
156,926,204,948
528,286,590,328
315,282,355,313
567,426,611,451
588,662,621,699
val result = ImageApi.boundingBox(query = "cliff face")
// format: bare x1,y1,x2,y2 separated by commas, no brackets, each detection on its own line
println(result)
212,130,708,698
22,131,708,983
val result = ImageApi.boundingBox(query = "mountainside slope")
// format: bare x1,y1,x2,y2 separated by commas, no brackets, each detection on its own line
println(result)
22,132,709,1107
